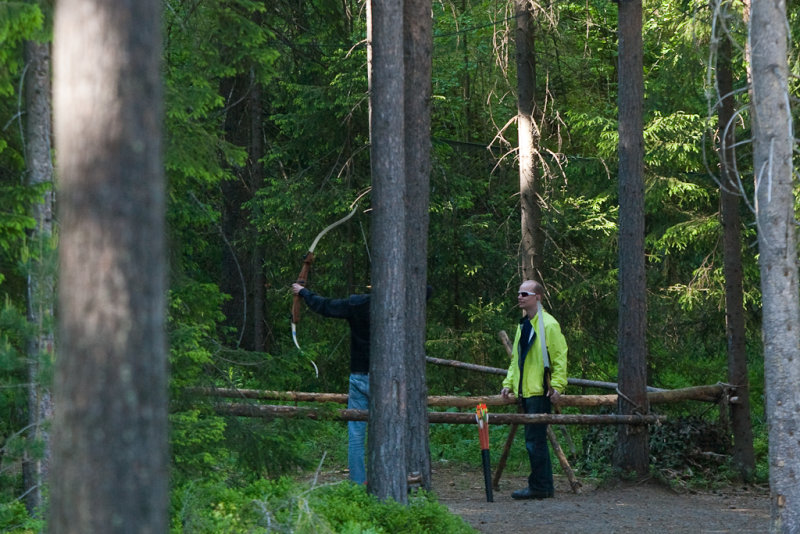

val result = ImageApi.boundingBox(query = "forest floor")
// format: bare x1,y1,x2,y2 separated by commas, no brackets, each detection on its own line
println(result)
430,462,770,534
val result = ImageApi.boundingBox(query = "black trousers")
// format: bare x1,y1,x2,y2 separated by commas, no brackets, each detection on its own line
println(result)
522,395,553,493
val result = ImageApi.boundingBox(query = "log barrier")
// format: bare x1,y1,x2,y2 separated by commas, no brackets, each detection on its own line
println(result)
212,403,666,425
189,383,726,408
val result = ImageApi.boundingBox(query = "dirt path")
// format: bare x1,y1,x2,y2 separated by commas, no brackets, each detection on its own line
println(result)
431,466,770,534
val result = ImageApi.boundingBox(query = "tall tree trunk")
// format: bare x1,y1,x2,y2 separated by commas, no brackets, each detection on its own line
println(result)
460,0,472,132
51,0,168,531
221,73,253,350
614,0,649,475
714,3,754,481
515,0,543,281
22,37,54,517
403,0,432,491
750,0,799,529
219,65,266,352
368,0,408,504
250,78,266,352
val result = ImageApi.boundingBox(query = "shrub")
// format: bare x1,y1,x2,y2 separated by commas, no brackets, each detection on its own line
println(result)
170,477,477,534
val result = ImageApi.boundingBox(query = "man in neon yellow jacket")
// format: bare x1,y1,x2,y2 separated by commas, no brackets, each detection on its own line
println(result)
500,279,568,499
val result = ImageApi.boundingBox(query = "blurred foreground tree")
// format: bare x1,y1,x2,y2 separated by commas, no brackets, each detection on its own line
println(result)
50,0,168,531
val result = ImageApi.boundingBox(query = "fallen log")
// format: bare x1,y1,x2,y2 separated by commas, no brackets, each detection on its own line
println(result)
213,403,665,425
190,385,725,407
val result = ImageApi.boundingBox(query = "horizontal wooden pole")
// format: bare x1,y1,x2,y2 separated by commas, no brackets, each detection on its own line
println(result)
568,378,667,393
188,387,349,404
424,356,667,392
425,355,507,376
190,383,724,408
214,403,666,425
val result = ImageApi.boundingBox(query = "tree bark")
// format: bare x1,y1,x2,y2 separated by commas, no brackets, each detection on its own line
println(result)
250,79,266,352
220,72,254,350
749,0,800,529
515,0,543,280
369,0,408,503
51,0,168,531
22,36,55,516
403,0,433,491
614,0,649,476
714,1,754,481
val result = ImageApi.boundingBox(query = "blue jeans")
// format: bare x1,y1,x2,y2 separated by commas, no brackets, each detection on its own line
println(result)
348,373,369,484
522,395,553,493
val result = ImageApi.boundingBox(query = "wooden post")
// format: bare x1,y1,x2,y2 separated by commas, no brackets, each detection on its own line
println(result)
547,426,582,493
491,422,519,490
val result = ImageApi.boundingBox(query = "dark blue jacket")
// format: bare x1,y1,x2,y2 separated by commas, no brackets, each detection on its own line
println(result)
298,288,370,373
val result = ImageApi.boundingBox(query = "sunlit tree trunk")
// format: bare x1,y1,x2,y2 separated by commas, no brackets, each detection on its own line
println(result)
22,36,54,517
749,0,799,529
403,0,432,492
713,0,754,481
368,0,408,504
614,0,649,476
51,0,168,531
515,0,543,281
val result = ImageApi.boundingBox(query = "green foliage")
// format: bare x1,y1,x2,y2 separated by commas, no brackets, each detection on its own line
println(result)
170,409,229,482
312,483,476,534
644,112,705,172
0,299,32,508
0,2,43,96
167,274,343,482
0,500,44,534
168,281,228,387
171,477,476,534
0,184,38,257
429,420,529,472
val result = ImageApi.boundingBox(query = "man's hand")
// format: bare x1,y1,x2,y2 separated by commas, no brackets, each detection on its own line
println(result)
500,387,513,399
291,283,304,295
548,388,561,404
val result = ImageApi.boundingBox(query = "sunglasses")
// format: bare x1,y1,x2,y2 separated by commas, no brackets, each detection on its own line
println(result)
518,291,536,297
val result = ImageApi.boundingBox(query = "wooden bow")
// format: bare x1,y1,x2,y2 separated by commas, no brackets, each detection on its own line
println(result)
291,189,370,357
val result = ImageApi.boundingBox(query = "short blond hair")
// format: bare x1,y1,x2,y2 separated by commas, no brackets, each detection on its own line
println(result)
521,279,544,295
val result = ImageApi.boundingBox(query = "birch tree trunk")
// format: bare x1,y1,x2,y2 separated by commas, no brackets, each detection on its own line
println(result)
403,0,433,491
614,0,649,476
50,0,168,531
368,0,408,504
22,37,55,516
749,0,800,530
